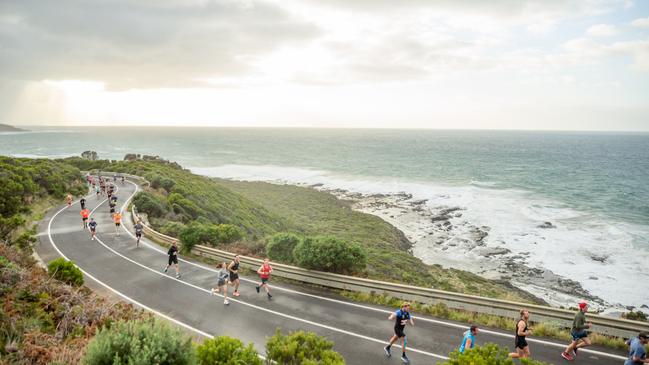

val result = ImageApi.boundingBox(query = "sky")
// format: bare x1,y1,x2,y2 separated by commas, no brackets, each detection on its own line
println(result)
1,0,649,130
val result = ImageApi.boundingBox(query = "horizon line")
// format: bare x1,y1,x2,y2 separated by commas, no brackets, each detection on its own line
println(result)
6,123,649,134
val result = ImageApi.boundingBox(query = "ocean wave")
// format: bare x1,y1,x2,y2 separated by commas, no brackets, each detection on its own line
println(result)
10,153,79,159
193,163,649,309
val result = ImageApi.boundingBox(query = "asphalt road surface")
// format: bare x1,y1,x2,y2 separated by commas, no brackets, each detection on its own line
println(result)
36,178,628,365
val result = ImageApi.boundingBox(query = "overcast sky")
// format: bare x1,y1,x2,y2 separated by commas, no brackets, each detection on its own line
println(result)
1,0,649,130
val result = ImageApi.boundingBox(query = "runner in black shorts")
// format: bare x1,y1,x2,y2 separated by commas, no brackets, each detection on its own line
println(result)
384,302,414,364
134,220,144,247
80,197,86,210
163,240,181,278
88,218,97,240
509,308,532,359
228,255,241,297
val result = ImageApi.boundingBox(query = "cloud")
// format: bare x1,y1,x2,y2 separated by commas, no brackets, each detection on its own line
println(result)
631,16,649,28
586,24,619,37
0,0,320,89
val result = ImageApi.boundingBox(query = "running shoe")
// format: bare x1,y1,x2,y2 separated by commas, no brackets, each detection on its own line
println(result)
233,291,240,297
401,354,410,364
267,293,272,300
561,352,574,361
384,346,391,357
224,299,230,305
255,286,260,293
176,274,181,279
163,267,168,273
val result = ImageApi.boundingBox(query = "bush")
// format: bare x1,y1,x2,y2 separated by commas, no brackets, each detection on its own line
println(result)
179,223,242,252
265,329,344,365
160,221,186,237
293,236,367,274
168,193,203,220
150,175,176,192
266,232,302,263
47,258,84,286
622,310,648,322
196,336,262,365
441,343,549,365
133,191,167,217
83,319,196,365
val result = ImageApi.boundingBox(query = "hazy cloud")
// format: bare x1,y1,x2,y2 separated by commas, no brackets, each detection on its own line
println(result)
586,24,619,37
0,0,320,89
631,16,649,28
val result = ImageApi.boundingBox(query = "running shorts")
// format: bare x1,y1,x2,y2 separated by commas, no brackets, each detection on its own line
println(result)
115,222,121,227
261,277,269,284
168,256,178,265
90,228,96,233
571,330,588,341
135,231,142,238
229,272,239,282
515,337,528,349
82,217,88,221
394,326,406,338
217,279,226,287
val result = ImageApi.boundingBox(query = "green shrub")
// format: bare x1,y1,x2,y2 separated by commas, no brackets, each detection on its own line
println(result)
168,193,204,220
441,343,549,365
265,329,344,365
11,231,37,249
133,191,167,217
622,310,648,322
48,258,84,286
267,233,301,263
179,223,242,252
160,221,186,237
196,336,262,365
0,215,26,241
83,319,196,365
293,236,367,274
150,175,176,192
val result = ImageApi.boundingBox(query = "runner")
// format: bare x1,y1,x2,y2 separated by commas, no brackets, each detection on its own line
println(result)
509,309,532,359
121,175,125,185
163,240,181,278
111,195,118,203
134,220,144,247
228,255,241,297
80,197,86,210
255,258,273,300
211,262,231,305
66,193,73,207
459,325,479,354
109,200,116,215
561,302,593,361
113,212,122,236
624,332,648,365
95,185,101,199
384,302,414,364
88,218,97,240
80,208,90,229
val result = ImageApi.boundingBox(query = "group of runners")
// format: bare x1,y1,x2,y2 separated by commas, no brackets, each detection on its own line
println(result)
66,176,648,365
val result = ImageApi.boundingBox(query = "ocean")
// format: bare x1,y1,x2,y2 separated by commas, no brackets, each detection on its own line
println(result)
2,126,648,309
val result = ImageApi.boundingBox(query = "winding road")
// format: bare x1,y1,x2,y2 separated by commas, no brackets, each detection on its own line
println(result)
36,178,628,364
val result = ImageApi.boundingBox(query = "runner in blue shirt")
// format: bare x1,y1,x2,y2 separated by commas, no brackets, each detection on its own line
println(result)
384,302,414,364
459,325,479,353
625,332,648,365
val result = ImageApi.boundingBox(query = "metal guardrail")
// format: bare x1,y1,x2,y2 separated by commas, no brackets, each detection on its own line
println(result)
128,190,649,339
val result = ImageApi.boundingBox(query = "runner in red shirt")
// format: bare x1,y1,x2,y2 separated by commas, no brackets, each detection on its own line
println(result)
255,258,273,300
80,208,90,229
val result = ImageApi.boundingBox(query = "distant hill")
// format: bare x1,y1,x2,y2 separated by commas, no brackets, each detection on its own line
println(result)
0,123,28,132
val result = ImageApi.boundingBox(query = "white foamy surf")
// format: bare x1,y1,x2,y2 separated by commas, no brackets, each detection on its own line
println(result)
192,164,649,311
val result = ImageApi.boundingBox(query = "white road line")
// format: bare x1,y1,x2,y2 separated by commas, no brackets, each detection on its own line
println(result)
114,179,625,361
47,199,215,340
74,184,448,360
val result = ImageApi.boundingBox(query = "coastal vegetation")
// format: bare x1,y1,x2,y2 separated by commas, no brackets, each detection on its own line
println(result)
61,156,539,303
442,343,549,365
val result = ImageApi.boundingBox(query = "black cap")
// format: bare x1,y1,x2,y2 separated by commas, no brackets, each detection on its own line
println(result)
639,332,649,339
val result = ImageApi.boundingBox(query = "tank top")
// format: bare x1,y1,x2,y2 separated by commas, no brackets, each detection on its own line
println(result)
260,264,271,278
515,319,528,342
230,261,239,272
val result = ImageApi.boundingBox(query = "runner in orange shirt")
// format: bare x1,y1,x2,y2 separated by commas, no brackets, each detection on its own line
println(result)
113,212,122,236
80,208,90,229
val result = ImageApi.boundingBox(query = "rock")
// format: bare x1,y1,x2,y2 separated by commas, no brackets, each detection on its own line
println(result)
588,276,599,280
641,304,649,309
590,254,608,263
537,221,556,229
81,150,98,160
477,247,511,257
411,199,428,205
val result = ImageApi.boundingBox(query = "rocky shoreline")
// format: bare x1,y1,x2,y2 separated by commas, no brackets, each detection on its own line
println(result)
311,185,608,310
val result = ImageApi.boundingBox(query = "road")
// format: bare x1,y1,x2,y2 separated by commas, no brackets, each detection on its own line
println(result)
36,178,628,364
